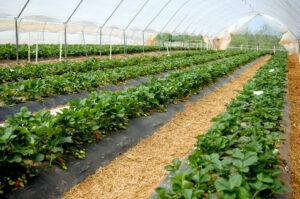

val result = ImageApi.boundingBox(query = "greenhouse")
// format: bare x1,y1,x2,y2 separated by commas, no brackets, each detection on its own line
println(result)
0,0,300,198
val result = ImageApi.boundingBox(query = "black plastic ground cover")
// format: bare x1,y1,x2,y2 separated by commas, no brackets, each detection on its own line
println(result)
0,58,228,121
7,56,266,199
151,61,292,199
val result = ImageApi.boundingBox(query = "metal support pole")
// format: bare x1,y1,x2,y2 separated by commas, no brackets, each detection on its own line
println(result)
273,45,276,54
82,31,88,58
123,0,150,55
59,36,62,61
64,25,67,59
64,0,83,60
14,0,30,64
15,19,19,64
123,31,126,55
35,43,38,63
99,28,102,56
159,0,190,34
142,31,145,53
143,0,172,33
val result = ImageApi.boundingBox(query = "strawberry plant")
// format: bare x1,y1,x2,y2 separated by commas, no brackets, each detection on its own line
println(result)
0,51,266,195
0,44,198,60
0,50,217,83
0,50,249,106
152,52,291,199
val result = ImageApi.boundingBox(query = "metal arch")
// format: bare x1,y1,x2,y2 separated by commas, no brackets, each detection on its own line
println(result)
64,0,84,24
159,0,191,33
143,0,173,32
123,0,150,54
15,0,30,64
171,13,189,35
64,0,84,59
101,0,124,29
124,0,150,31
99,0,124,56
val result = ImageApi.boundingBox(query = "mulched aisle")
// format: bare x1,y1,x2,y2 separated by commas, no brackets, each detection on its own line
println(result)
63,56,271,199
287,54,300,199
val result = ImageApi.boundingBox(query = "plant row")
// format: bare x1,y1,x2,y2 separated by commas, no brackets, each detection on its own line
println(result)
0,50,216,83
0,50,247,106
0,51,266,195
0,44,197,60
152,52,290,199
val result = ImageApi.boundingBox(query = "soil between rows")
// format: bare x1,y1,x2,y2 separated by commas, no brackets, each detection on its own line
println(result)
7,55,268,199
287,55,300,199
62,56,271,199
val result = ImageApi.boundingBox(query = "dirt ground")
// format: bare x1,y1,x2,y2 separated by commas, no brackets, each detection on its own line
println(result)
0,50,184,68
287,54,300,199
62,56,271,199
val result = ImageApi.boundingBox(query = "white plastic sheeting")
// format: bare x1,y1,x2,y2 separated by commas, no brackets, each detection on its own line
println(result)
0,0,299,45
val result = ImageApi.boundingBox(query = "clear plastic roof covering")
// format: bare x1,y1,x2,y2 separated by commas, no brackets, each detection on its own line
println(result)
0,0,299,44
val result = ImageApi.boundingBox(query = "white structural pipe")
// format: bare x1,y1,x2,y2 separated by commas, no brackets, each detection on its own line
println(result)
15,0,30,64
64,0,84,59
99,0,124,56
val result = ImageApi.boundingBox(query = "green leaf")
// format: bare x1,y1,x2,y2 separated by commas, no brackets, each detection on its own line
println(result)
172,158,181,169
155,187,166,195
257,173,273,183
229,174,242,190
183,189,193,199
232,150,244,159
243,155,257,167
238,187,249,199
215,178,230,191
32,153,44,163
8,154,22,163
0,127,13,141
183,180,194,189
91,125,100,131
58,136,73,144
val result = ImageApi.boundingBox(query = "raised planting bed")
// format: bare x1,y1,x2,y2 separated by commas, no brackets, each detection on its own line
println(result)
151,52,291,199
0,50,247,106
0,51,267,196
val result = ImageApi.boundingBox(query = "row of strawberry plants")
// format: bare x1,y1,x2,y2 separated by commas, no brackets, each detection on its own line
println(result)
0,51,266,195
0,44,197,60
0,50,216,83
0,50,247,106
153,52,290,199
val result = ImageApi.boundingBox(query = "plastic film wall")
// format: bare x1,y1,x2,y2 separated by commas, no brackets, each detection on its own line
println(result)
0,0,299,45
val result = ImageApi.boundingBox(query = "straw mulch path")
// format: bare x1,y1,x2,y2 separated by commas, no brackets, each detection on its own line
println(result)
63,56,271,199
287,54,300,199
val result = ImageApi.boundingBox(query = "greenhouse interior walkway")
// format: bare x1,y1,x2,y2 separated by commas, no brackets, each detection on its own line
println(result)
63,56,271,199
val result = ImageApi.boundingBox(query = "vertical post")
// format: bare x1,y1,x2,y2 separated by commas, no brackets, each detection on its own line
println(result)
28,32,30,63
123,30,126,55
15,18,19,64
35,43,38,63
109,43,112,59
200,40,202,50
273,45,276,54
59,38,62,61
28,44,30,63
99,27,102,56
142,31,145,54
64,24,67,60
82,31,88,58
166,42,169,56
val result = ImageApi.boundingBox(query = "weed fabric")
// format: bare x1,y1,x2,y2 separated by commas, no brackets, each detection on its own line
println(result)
7,56,268,199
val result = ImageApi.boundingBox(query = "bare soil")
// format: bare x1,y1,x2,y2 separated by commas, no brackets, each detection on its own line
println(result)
287,54,300,199
62,56,271,199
